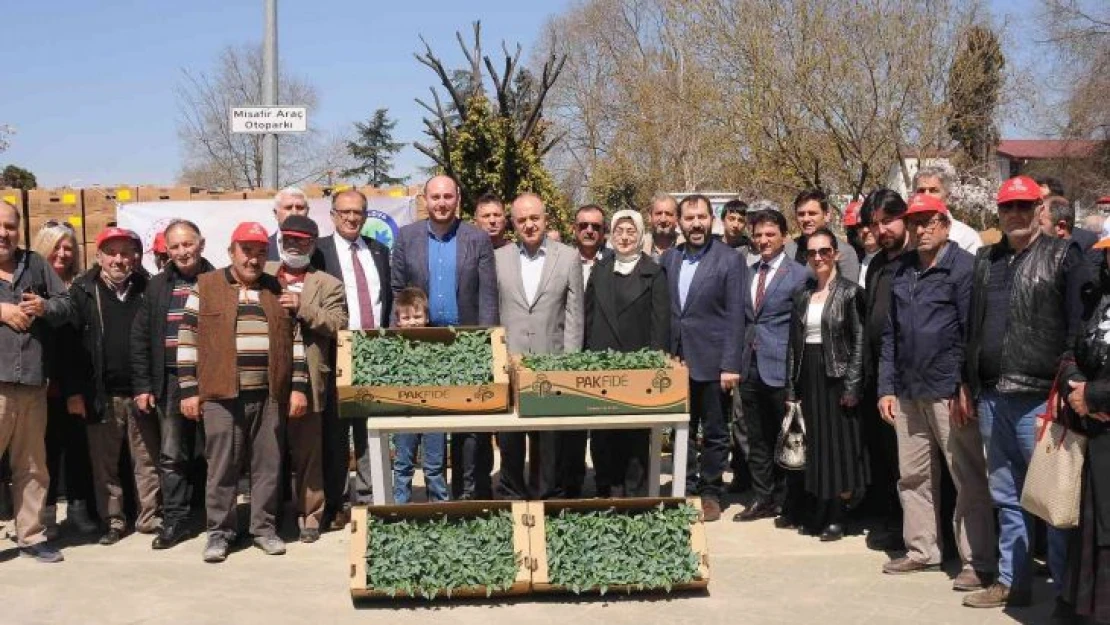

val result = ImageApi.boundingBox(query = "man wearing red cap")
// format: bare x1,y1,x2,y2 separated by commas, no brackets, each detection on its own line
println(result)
176,221,310,562
65,227,160,546
151,231,169,272
877,194,996,592
963,175,1090,612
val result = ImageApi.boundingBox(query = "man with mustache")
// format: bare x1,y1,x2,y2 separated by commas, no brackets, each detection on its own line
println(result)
643,193,684,260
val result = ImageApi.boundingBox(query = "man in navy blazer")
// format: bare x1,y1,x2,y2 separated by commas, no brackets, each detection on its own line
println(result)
661,195,746,522
734,208,809,522
391,175,499,500
313,189,392,528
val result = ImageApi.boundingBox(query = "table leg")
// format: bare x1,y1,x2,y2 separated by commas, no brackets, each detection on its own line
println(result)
671,419,690,498
647,426,662,497
367,428,392,505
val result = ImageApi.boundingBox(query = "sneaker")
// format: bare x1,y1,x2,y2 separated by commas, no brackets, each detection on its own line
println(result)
66,501,99,534
20,542,64,563
98,528,124,546
962,583,1032,608
253,534,286,555
42,505,59,541
299,528,320,544
952,566,991,591
882,556,941,575
203,535,229,563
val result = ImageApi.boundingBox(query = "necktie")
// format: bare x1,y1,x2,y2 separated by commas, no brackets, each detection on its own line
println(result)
755,262,770,310
350,242,376,329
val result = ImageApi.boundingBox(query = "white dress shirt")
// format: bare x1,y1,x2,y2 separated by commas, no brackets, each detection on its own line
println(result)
520,242,547,306
334,233,382,329
859,251,878,287
750,249,787,307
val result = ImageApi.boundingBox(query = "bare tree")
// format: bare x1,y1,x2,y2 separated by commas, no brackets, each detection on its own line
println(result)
0,125,13,154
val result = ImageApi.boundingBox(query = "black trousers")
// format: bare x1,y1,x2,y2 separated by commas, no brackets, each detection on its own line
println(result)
496,431,578,499
741,363,789,504
322,387,372,513
687,380,731,502
592,429,649,497
157,374,201,526
45,391,94,506
728,387,753,491
859,381,901,526
450,432,493,499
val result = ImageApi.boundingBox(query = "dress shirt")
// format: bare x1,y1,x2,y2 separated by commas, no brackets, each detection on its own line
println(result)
520,241,547,306
426,220,460,326
334,233,381,330
750,249,787,307
678,239,712,309
859,251,878,287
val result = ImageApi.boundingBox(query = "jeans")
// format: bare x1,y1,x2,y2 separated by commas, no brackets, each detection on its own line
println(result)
392,433,448,503
977,389,1071,592
158,374,198,527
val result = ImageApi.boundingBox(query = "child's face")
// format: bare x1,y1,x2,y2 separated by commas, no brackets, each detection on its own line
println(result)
396,305,428,328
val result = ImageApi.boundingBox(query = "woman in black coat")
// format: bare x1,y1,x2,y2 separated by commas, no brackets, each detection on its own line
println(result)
784,228,869,541
584,209,670,497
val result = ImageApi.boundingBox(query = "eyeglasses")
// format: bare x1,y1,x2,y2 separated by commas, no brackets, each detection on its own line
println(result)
576,222,603,232
331,209,366,219
907,215,945,231
805,247,835,259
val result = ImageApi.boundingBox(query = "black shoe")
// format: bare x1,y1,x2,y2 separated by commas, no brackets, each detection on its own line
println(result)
773,515,797,530
866,528,905,551
152,523,190,550
732,499,780,522
819,524,845,542
98,528,124,546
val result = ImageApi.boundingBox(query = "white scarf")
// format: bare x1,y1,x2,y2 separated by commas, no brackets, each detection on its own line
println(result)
610,209,644,276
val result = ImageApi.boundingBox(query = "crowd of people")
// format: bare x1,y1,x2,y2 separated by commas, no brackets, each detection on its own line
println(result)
0,168,1108,623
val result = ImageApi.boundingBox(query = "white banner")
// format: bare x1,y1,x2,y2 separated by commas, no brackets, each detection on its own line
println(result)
117,196,414,272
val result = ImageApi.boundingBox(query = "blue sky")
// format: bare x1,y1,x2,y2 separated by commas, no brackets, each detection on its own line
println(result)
3,0,1044,188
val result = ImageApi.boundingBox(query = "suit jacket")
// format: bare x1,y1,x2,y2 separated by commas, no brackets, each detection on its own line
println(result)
661,240,747,382
495,241,583,355
391,219,498,326
740,252,809,387
583,253,669,353
264,262,349,413
315,233,392,328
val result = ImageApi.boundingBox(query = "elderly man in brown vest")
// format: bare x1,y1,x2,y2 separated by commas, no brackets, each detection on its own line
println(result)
177,222,309,563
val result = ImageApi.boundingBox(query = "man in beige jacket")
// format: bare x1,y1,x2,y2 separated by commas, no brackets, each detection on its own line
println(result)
265,215,348,543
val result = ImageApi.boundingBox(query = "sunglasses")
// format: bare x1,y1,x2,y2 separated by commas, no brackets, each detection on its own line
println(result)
576,222,603,232
43,220,77,232
998,201,1038,213
805,247,835,259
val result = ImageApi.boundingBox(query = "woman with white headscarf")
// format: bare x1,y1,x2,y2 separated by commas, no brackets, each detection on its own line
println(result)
583,209,671,497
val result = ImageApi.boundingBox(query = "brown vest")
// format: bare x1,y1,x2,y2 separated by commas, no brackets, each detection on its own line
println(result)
195,269,294,402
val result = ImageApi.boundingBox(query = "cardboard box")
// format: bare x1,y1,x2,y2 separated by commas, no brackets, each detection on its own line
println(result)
528,497,709,595
244,188,277,200
136,186,193,202
0,187,25,212
82,186,137,214
512,356,689,417
27,189,82,235
335,327,509,418
190,189,245,201
349,501,532,601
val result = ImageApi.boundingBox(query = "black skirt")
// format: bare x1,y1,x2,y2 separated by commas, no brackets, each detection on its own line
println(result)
799,344,870,500
1064,461,1110,622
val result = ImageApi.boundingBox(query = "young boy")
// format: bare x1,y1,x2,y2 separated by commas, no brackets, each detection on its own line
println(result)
391,288,449,503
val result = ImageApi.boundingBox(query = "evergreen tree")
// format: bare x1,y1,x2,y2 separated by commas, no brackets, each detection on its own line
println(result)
947,26,1005,170
342,108,407,186
1,164,36,190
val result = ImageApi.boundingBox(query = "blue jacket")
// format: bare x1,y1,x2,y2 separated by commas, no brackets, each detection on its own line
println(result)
739,253,808,388
879,242,973,400
661,240,747,382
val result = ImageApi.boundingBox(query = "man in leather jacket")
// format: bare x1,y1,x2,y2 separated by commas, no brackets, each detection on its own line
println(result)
962,176,1090,611
876,195,995,592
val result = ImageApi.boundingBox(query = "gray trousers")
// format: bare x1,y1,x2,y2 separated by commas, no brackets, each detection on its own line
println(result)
203,391,282,539
88,395,161,532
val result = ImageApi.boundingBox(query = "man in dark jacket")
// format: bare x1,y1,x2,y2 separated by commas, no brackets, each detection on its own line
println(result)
67,228,159,546
661,194,747,522
131,220,214,550
877,194,995,591
963,176,1090,610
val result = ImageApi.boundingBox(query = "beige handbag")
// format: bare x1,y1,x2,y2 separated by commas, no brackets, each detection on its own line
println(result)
1020,388,1087,529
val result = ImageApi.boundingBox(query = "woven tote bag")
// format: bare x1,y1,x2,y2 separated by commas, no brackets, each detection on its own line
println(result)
1020,388,1087,529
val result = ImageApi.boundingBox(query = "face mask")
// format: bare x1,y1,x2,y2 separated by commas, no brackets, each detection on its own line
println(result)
280,247,311,270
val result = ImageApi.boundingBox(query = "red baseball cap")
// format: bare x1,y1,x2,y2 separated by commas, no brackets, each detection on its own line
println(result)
152,231,167,254
997,176,1042,204
231,222,269,245
843,200,862,227
96,227,139,249
905,193,948,217
1096,196,1110,205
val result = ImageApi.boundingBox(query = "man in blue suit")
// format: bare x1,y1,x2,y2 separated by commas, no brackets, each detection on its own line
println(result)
391,175,499,500
734,208,809,523
661,194,747,522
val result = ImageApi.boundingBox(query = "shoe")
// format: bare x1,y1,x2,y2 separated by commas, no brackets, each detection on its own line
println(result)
135,519,163,535
819,524,844,542
866,528,905,551
299,528,320,544
882,556,941,575
151,523,190,550
20,542,64,563
328,508,351,531
952,567,991,591
66,500,99,534
1050,597,1080,625
773,515,798,530
701,499,722,522
732,499,779,522
203,535,229,563
42,505,59,541
253,534,286,555
962,583,1031,608
98,528,124,546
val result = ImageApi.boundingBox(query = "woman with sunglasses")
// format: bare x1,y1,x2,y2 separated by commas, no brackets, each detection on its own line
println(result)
784,227,868,540
30,223,98,536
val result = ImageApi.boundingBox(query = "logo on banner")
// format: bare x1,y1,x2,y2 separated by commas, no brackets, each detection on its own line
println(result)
143,218,174,254
361,210,399,249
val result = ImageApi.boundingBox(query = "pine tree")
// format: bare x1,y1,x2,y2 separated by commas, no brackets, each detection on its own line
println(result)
947,26,1005,170
342,108,407,186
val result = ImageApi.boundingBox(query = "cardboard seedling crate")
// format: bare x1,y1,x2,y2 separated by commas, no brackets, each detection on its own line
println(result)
335,326,509,417
82,186,137,213
512,355,689,417
349,501,532,601
528,497,710,595
136,185,194,202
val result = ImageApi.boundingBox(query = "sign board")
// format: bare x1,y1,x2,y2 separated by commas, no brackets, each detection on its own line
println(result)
230,106,308,134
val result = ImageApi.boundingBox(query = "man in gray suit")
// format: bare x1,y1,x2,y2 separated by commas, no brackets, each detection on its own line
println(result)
494,193,583,499
391,175,500,499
